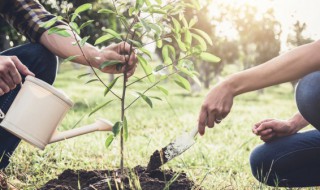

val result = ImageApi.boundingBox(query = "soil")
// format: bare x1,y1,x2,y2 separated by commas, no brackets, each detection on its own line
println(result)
147,148,168,171
40,165,199,190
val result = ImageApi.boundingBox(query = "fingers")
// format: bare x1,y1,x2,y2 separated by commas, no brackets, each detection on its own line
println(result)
252,119,274,134
118,42,131,55
12,56,34,77
0,78,10,95
0,56,30,95
207,110,215,128
260,132,275,142
198,105,208,136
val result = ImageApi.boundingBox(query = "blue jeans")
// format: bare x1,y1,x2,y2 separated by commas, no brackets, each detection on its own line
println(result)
250,71,320,187
0,43,57,169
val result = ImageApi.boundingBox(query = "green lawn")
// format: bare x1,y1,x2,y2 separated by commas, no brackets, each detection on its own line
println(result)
5,63,310,189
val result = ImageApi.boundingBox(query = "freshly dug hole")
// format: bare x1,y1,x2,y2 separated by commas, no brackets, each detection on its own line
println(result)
40,165,199,190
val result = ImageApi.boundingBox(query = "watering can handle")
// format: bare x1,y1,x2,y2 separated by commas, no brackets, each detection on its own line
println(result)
0,109,4,119
0,82,23,119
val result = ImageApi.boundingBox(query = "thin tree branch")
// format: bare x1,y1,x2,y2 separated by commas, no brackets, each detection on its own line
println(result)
66,19,121,100
124,71,178,110
126,53,192,87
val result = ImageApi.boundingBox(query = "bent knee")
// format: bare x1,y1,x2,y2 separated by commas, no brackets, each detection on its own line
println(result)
296,71,320,129
250,145,279,186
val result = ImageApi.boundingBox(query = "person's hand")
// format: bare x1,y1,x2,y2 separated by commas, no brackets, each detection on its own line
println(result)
252,119,298,142
198,82,234,135
97,42,137,78
0,56,34,95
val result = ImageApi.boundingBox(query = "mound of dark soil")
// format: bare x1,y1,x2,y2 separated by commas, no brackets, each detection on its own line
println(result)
40,166,198,190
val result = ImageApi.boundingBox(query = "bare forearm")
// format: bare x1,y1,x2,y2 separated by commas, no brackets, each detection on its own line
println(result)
39,25,100,68
227,41,320,96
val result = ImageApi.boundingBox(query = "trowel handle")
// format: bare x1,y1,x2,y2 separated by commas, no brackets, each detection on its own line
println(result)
190,126,199,137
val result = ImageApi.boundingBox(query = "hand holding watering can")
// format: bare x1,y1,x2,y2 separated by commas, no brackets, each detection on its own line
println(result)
0,76,113,150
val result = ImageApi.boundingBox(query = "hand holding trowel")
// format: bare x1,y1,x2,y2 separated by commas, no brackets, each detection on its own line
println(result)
147,126,199,171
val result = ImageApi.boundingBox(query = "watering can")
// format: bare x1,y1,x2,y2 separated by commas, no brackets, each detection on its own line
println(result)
0,76,113,150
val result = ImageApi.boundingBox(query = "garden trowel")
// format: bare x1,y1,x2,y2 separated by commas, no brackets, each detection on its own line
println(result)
147,126,198,171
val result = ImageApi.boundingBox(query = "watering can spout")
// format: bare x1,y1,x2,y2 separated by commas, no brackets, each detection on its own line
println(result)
49,118,113,144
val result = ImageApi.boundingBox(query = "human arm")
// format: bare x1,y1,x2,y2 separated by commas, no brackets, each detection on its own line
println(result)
39,26,137,77
0,0,136,95
198,40,320,135
252,112,309,142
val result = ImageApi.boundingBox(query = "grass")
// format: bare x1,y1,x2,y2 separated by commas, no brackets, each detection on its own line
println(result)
3,63,312,189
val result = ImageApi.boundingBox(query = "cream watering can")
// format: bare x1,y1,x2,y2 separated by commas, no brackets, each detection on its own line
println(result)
0,76,113,150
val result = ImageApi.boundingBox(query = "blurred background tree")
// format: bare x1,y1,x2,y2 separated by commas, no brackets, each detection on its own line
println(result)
0,0,316,90
287,20,314,89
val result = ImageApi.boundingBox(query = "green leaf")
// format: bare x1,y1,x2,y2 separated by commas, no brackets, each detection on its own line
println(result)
123,116,128,141
149,9,166,14
137,92,153,108
112,121,122,137
40,16,62,28
138,47,152,59
167,45,176,60
129,7,135,16
69,22,80,34
137,55,155,82
191,33,207,51
154,64,164,72
77,73,91,79
85,79,99,84
189,17,198,28
99,60,122,70
128,39,142,47
72,3,92,21
105,135,114,148
155,0,162,4
156,39,163,48
181,17,188,28
191,28,213,45
156,86,169,96
94,34,114,45
191,75,202,87
79,36,90,47
98,9,116,14
145,0,151,6
104,76,120,96
79,20,94,30
89,100,114,117
200,52,221,63
48,27,71,37
191,0,201,10
175,37,187,52
140,18,151,32
162,45,172,65
103,28,122,39
184,30,192,46
174,74,191,91
172,17,181,33
149,23,162,34
135,0,144,9
62,55,79,64
75,3,92,14
150,96,162,101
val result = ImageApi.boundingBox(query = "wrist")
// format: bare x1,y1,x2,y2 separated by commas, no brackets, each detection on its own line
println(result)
287,118,304,134
223,74,242,96
83,45,101,68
